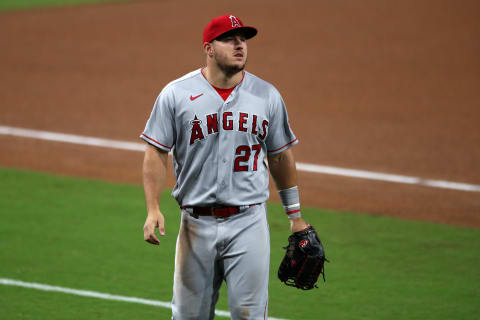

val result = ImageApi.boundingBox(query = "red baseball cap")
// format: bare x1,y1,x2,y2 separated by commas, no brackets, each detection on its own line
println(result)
203,14,257,43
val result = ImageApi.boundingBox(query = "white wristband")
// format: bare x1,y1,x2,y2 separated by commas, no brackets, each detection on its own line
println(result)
278,186,301,219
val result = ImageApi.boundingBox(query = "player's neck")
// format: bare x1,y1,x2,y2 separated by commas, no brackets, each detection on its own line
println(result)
202,65,244,89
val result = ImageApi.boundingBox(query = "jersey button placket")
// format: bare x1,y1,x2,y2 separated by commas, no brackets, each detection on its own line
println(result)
216,102,226,201
216,97,235,203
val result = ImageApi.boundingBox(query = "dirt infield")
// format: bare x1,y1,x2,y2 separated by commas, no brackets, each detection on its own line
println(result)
1,0,479,227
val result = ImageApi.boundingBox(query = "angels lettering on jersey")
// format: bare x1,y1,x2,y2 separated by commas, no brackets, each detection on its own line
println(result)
189,111,268,145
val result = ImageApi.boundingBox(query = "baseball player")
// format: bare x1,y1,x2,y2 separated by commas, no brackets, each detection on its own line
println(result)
141,14,310,319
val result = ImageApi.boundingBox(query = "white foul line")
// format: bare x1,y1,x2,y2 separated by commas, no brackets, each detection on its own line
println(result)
295,163,480,192
0,278,288,320
0,125,145,152
1,125,479,193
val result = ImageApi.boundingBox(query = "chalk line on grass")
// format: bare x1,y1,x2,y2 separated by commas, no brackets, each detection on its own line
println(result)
295,163,480,192
1,125,479,193
0,125,145,152
0,278,288,320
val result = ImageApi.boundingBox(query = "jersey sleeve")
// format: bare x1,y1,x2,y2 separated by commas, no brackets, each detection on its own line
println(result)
265,90,298,154
140,86,176,152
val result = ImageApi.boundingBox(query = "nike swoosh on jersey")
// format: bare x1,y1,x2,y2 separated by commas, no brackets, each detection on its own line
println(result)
190,93,203,101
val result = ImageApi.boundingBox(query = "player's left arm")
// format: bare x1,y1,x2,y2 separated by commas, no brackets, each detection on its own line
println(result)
267,148,309,232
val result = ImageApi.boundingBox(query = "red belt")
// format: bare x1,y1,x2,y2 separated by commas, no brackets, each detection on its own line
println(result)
182,204,260,218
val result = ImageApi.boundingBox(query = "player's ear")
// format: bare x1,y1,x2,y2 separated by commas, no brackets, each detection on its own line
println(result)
204,42,214,57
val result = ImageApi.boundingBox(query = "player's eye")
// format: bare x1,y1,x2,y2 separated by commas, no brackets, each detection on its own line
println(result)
218,35,245,43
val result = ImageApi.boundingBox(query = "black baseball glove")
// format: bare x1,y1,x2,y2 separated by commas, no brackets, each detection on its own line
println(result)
278,225,328,290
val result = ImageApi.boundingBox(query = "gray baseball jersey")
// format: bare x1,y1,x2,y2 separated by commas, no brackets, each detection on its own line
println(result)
141,68,297,206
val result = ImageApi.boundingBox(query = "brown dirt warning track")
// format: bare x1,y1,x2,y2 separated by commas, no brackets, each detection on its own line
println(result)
1,0,479,228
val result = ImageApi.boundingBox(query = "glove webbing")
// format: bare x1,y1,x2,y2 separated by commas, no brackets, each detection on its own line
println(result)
296,255,327,290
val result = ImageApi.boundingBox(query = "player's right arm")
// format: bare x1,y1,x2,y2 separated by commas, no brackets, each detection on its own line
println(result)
142,143,168,245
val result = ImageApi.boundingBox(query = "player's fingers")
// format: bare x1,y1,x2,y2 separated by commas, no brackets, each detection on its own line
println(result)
158,215,166,236
143,224,153,240
143,225,158,243
146,233,160,245
143,232,150,241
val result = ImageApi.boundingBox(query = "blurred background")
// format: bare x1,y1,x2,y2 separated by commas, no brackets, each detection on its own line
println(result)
1,0,479,319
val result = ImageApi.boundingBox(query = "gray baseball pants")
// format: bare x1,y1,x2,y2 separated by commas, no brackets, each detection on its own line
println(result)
171,203,270,320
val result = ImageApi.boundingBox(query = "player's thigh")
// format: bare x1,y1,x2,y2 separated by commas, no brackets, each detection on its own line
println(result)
223,205,270,319
172,212,222,320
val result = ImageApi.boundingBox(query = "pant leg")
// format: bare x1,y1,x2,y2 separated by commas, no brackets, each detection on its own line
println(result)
221,204,270,320
172,211,223,320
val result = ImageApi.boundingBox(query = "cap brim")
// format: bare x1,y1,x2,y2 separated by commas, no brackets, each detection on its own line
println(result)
241,26,258,39
213,26,258,41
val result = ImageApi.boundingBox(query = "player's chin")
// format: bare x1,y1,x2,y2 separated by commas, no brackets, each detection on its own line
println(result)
235,56,247,65
217,60,246,76
230,60,246,71
236,64,246,72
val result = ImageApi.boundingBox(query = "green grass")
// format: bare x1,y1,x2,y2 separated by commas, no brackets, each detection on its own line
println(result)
0,0,130,11
0,285,172,319
1,168,479,319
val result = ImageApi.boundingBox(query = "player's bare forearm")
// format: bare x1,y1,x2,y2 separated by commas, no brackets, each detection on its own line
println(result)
143,144,168,212
267,149,297,190
142,143,168,244
267,149,309,232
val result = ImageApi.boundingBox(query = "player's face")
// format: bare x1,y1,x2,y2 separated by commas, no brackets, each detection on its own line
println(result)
212,32,248,76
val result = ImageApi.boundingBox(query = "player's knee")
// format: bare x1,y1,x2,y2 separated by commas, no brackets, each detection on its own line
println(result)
230,303,264,320
231,306,250,320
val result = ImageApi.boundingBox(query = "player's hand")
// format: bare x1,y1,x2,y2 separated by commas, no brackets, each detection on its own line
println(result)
143,211,165,245
289,216,310,233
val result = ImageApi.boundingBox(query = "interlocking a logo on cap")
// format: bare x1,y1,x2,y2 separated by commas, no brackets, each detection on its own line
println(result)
229,15,241,28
